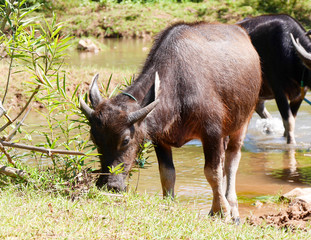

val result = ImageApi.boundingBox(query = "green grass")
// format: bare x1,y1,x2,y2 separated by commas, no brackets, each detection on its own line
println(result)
0,185,310,239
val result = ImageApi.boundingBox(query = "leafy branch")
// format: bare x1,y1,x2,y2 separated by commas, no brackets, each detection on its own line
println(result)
0,2,88,181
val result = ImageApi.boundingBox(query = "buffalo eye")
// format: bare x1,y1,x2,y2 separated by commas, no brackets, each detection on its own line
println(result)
121,136,130,147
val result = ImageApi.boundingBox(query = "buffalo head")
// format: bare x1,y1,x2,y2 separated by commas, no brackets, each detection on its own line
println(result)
80,74,159,191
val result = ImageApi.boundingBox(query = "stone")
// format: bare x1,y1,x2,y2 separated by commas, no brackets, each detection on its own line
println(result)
282,188,311,203
77,39,100,53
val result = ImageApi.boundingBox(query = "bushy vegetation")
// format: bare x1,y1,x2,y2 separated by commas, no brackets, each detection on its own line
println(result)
0,0,94,188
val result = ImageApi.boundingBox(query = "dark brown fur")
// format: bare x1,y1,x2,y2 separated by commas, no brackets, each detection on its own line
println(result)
82,22,262,220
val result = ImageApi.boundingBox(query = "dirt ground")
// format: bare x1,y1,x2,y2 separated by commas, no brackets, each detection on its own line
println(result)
246,200,311,230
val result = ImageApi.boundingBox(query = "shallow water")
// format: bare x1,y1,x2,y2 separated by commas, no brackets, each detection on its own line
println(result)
68,38,151,71
70,39,311,214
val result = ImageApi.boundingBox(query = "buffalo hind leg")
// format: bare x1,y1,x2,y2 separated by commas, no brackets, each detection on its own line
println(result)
255,100,273,134
274,91,296,144
202,136,231,221
154,143,176,198
290,98,303,118
256,99,272,119
224,121,249,223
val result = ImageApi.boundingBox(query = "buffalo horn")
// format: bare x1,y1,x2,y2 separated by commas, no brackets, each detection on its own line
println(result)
128,99,159,124
155,71,160,99
290,33,311,69
79,96,94,120
89,73,103,108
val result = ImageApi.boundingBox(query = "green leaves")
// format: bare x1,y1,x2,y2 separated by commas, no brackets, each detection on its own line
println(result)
136,141,153,168
108,162,124,175
0,2,93,182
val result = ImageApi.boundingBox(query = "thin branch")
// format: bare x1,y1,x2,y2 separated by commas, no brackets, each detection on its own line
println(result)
0,99,13,123
0,140,85,156
50,59,64,76
2,48,14,104
0,85,40,133
6,107,31,141
0,100,6,118
4,113,12,122
8,46,41,56
0,2,12,33
0,164,27,178
0,141,16,166
10,83,40,122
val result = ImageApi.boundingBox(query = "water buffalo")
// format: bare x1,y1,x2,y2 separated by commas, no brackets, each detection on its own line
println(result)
80,22,262,221
238,14,311,144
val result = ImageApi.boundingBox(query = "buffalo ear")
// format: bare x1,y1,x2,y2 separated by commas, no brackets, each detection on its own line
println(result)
290,33,311,69
89,73,103,108
79,95,94,120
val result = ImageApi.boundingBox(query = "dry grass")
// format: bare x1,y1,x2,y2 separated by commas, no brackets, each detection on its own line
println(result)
0,63,136,111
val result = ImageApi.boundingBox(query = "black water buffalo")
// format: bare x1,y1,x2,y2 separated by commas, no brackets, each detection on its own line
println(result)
80,22,262,220
238,14,311,144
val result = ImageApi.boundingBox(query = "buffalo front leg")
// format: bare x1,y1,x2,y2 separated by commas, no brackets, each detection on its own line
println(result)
283,113,296,144
224,121,249,222
202,136,230,221
154,143,175,198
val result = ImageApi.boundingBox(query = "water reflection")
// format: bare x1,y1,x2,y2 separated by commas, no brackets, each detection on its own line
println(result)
269,148,311,185
284,148,298,179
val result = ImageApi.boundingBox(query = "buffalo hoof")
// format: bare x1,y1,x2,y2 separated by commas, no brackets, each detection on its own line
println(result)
95,175,106,189
209,209,240,223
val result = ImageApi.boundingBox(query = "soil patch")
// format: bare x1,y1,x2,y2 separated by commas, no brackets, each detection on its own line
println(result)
247,200,311,230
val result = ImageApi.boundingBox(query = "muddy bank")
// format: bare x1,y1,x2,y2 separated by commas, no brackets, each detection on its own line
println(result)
247,200,311,230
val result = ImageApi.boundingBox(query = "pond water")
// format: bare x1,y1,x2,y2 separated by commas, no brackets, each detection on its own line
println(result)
68,39,311,215
68,38,151,71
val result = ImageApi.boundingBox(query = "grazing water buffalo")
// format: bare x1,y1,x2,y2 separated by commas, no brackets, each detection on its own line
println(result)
238,14,311,144
80,22,261,220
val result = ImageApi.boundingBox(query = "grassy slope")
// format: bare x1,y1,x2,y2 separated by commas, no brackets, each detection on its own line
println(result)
1,186,311,239
41,0,311,39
